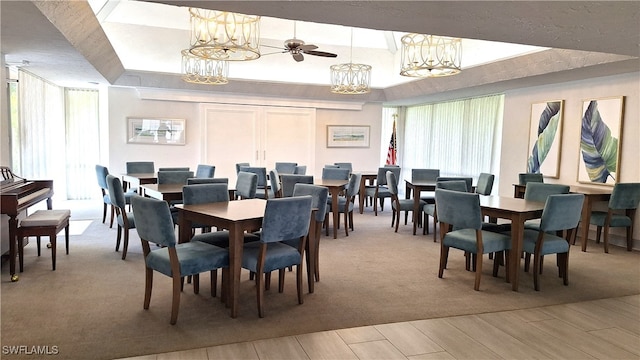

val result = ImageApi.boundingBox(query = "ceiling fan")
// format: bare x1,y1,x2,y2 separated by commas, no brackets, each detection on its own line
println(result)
263,21,338,62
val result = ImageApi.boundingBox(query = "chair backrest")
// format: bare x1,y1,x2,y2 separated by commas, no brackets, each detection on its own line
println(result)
157,170,194,184
183,183,229,205
334,162,353,172
239,166,267,187
293,184,329,223
437,180,468,192
131,196,176,248
260,196,312,244
322,167,350,180
269,169,281,197
539,194,585,232
347,173,362,197
187,177,229,185
435,189,482,230
609,182,640,210
126,161,154,174
275,162,297,174
475,173,495,195
106,174,127,209
412,168,440,182
385,171,399,196
235,171,258,199
436,176,472,192
524,183,570,202
195,164,215,178
95,164,109,190
235,163,250,173
281,174,314,197
377,166,400,186
519,172,544,185
158,167,190,172
294,165,307,175
324,164,340,169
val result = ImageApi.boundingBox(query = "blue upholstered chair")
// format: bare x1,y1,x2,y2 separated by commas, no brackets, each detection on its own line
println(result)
106,175,137,260
475,173,495,196
386,171,425,233
411,168,440,203
174,183,228,237
158,167,190,172
195,164,215,178
241,196,313,317
235,171,258,199
423,180,468,239
323,164,339,169
126,161,155,174
518,172,544,185
275,162,297,175
327,173,362,236
281,175,314,198
131,196,229,325
334,162,353,172
435,189,512,291
293,184,329,284
590,182,640,253
364,166,400,215
157,170,194,185
520,193,584,290
96,165,137,228
294,165,307,175
240,166,269,199
235,162,250,174
523,183,570,231
436,176,473,193
321,167,350,180
268,169,282,198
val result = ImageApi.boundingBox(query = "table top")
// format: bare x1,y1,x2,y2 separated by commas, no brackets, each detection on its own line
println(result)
175,199,266,221
122,172,157,179
479,195,545,213
141,183,183,193
406,180,438,187
513,183,613,195
315,179,349,187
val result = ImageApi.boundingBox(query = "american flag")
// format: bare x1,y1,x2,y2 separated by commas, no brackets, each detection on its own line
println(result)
385,117,397,165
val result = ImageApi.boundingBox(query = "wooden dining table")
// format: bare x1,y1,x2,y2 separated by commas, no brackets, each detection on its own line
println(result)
405,180,437,235
121,172,157,194
479,196,545,291
355,171,378,214
176,199,266,318
315,178,349,239
141,183,183,202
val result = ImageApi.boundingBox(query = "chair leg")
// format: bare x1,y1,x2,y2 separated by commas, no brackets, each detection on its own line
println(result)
524,253,531,272
193,274,200,294
256,272,265,318
144,267,153,309
210,270,217,297
474,252,483,291
65,225,70,255
50,234,57,271
627,225,634,251
278,269,285,293
560,252,569,285
102,203,107,224
432,216,437,242
373,196,378,216
296,264,304,305
170,274,181,325
344,211,349,236
603,224,610,253
595,226,602,243
115,225,122,252
109,205,115,228
423,213,428,235
438,245,449,278
533,253,541,291
121,227,130,260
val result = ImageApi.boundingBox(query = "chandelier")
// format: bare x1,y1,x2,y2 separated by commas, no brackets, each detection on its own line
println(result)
181,50,229,85
400,34,462,77
188,8,260,61
330,28,371,94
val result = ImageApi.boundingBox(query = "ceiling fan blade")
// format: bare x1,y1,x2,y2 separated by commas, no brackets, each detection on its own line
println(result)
302,50,337,58
298,44,318,51
293,53,304,62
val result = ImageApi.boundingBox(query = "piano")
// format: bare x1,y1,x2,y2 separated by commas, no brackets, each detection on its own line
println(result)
1,166,54,281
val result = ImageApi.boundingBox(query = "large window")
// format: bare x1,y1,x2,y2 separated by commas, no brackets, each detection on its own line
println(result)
398,94,504,186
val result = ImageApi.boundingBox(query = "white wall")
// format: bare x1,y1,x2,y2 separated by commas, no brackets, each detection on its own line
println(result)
501,72,640,244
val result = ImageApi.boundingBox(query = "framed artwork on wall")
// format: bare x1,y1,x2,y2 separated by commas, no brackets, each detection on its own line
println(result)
526,100,564,178
127,117,186,145
327,125,370,148
577,96,624,185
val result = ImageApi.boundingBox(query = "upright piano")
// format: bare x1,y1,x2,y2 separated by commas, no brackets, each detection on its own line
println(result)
0,166,54,281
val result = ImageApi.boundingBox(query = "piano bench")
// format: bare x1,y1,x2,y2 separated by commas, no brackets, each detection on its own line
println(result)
17,209,71,272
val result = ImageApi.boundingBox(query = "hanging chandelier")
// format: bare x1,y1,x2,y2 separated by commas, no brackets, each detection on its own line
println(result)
400,34,462,77
330,28,371,94
181,49,229,85
188,8,260,61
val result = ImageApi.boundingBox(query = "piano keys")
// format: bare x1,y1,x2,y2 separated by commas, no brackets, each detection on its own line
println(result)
1,166,54,281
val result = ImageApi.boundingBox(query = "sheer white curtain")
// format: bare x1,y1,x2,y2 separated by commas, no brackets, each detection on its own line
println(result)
400,94,504,185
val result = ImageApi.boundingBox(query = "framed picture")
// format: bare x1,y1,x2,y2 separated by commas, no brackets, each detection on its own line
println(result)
327,125,370,148
577,96,624,185
526,100,564,178
127,117,186,145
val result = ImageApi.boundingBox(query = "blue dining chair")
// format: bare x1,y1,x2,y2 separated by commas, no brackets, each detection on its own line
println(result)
158,167,190,172
292,184,329,285
281,175,314,197
590,182,640,253
275,162,297,175
411,168,440,203
475,173,495,196
387,171,425,233
269,169,282,198
364,166,400,215
235,171,258,199
240,166,268,199
195,164,215,178
327,173,362,236
518,172,544,185
520,193,584,290
126,161,155,174
294,165,307,175
435,189,512,291
423,180,468,239
131,196,229,325
106,174,138,260
241,196,312,317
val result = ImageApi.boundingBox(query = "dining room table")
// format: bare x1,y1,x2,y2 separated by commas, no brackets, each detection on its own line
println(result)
141,183,183,203
314,178,349,239
355,170,378,214
404,179,437,235
175,199,267,318
479,196,545,291
121,172,157,194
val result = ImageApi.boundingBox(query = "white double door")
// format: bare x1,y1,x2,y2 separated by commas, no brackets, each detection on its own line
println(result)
200,103,316,182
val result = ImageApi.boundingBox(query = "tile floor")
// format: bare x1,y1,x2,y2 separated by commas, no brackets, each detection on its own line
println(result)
118,295,639,360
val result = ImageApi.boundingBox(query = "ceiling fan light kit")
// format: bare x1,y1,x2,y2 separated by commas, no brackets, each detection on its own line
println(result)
400,34,462,77
188,8,261,61
181,49,229,85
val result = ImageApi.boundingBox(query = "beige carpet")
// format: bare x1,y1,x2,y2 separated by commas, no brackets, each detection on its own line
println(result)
2,199,639,360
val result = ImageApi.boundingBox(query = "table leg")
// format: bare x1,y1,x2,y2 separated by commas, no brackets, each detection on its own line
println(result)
306,219,317,293
412,186,420,235
8,217,18,281
228,223,242,318
359,177,366,214
580,196,593,252
510,214,524,291
332,191,339,239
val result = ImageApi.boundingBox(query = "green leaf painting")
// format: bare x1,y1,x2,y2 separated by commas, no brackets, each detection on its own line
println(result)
527,101,561,174
580,100,618,183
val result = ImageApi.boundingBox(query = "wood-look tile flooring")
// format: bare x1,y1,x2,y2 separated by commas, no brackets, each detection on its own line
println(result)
118,295,639,360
